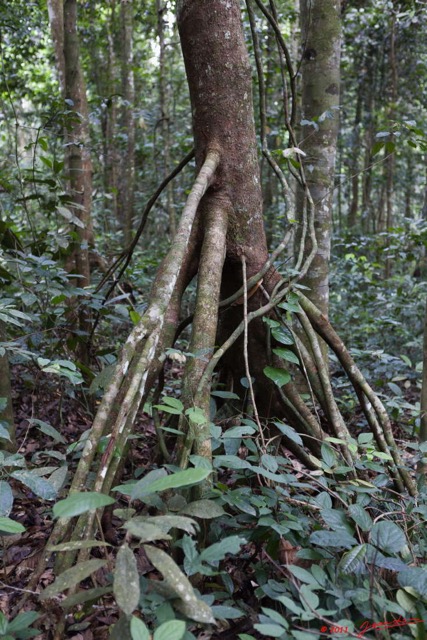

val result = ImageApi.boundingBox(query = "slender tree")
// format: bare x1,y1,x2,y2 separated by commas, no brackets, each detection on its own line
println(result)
118,0,135,246
297,0,341,316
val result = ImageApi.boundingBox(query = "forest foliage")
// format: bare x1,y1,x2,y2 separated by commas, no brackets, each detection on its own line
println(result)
1,0,427,638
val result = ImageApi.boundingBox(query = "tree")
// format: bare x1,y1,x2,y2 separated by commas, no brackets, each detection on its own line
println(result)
13,0,418,618
297,0,341,316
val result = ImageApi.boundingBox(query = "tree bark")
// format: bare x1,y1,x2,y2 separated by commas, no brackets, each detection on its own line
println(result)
296,0,341,316
177,0,280,413
118,0,135,246
157,0,176,238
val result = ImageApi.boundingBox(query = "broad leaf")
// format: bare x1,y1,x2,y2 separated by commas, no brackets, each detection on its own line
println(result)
263,366,291,387
309,530,356,549
11,470,57,501
273,422,303,446
0,481,13,517
53,492,115,518
398,567,427,597
123,520,172,542
40,559,107,599
200,535,246,565
0,517,25,535
180,499,225,519
144,545,215,624
153,620,186,640
61,586,112,609
134,515,198,535
131,468,211,500
348,504,372,532
272,347,299,365
370,521,406,554
130,616,150,640
338,544,367,574
114,544,140,616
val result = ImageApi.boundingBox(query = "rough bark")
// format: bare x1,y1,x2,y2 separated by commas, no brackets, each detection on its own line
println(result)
296,0,341,316
178,0,280,413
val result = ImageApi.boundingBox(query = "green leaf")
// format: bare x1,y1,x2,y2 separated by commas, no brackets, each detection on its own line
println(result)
200,535,246,565
179,499,225,519
53,492,115,518
129,310,141,325
273,422,303,446
287,565,318,586
271,326,294,345
40,559,107,599
0,481,13,517
119,468,165,497
338,544,367,574
0,612,7,634
348,504,373,532
7,612,39,632
140,515,198,535
0,424,11,441
11,470,57,501
161,397,184,412
398,567,427,597
153,620,186,640
272,347,299,365
321,508,354,533
153,404,182,415
143,545,215,624
358,432,374,445
261,453,278,473
278,300,301,313
61,586,112,609
372,140,385,155
0,517,25,535
29,419,66,444
309,530,356,549
130,616,150,640
263,366,291,387
211,605,244,619
185,407,207,425
254,623,286,638
396,588,417,613
321,443,337,468
131,468,211,500
114,544,140,616
123,520,172,543
370,521,406,554
213,455,251,469
300,585,319,610
276,595,304,615
211,390,240,400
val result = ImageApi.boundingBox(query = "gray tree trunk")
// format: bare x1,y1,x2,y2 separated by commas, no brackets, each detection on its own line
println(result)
296,0,341,316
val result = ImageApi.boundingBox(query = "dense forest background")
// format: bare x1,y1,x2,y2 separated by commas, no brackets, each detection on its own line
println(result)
1,0,427,638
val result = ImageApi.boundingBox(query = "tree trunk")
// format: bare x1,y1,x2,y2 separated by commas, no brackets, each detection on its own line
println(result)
157,0,176,238
47,0,65,94
118,0,135,246
296,0,341,317
177,0,280,413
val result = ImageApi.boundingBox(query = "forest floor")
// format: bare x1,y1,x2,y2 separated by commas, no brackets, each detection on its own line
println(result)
1,363,420,639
